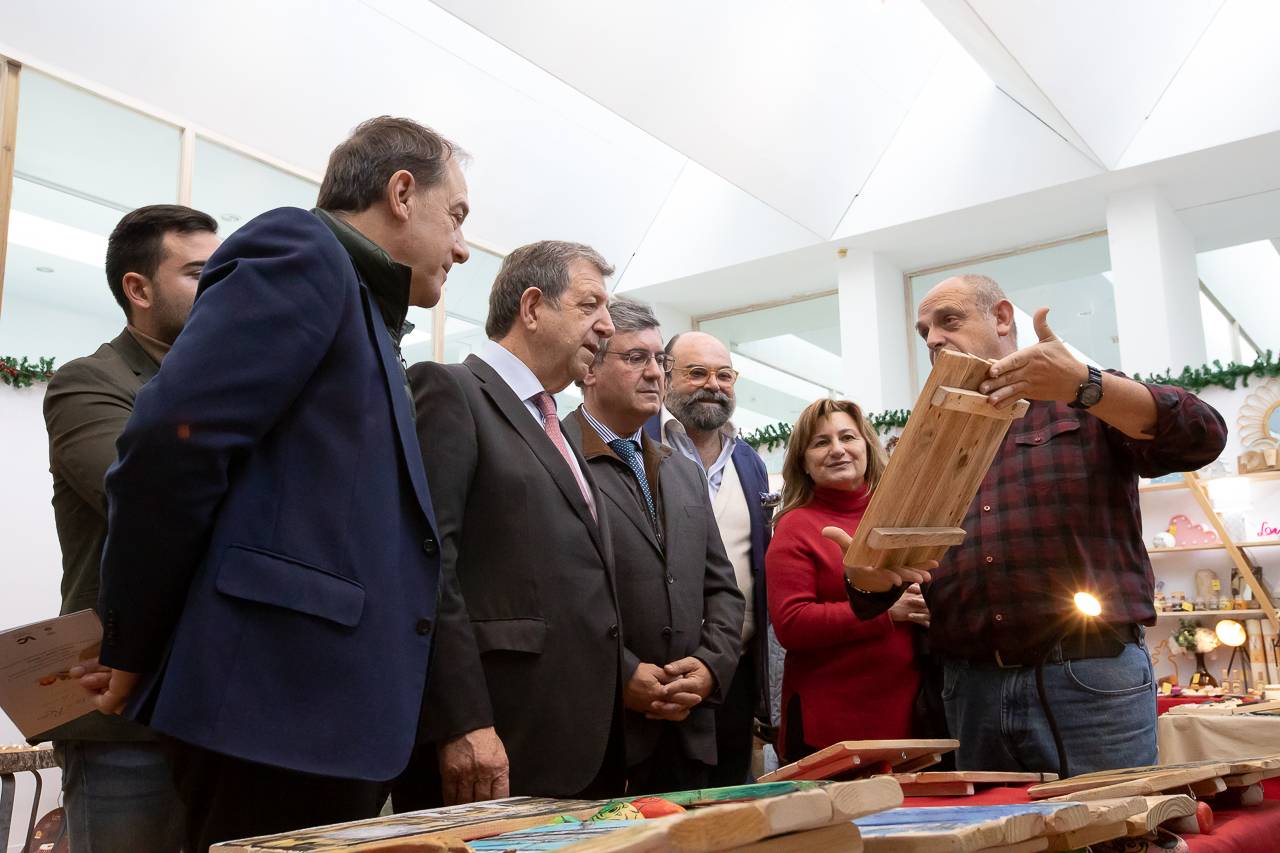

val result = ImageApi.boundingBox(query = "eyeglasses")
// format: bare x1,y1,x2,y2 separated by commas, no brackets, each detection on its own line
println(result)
604,349,675,371
671,365,740,386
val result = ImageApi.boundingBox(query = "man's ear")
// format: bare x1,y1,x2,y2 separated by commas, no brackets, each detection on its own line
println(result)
994,298,1016,339
385,170,417,223
121,272,153,312
519,287,544,332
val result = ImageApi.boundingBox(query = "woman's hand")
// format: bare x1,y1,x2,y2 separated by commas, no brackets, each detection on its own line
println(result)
821,526,937,593
888,583,930,627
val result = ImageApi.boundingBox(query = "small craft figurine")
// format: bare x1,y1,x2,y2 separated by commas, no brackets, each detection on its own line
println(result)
1151,531,1176,549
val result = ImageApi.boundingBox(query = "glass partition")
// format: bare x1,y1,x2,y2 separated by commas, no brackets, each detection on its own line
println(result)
0,69,182,365
190,138,318,236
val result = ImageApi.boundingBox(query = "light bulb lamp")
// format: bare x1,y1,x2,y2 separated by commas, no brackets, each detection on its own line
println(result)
1037,591,1105,780
1215,618,1249,691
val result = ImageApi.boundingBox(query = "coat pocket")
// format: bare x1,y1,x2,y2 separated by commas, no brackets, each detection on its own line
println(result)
215,544,365,627
472,617,547,654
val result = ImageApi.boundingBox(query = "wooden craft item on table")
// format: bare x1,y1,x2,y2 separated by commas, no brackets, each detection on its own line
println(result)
981,840,1048,853
855,805,1045,853
1167,514,1218,547
832,349,1029,574
1043,820,1127,853
1032,765,1231,802
894,771,1058,798
758,739,959,783
727,822,863,852
1123,795,1196,837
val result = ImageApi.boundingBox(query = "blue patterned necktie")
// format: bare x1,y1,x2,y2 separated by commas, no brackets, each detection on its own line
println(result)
608,438,658,529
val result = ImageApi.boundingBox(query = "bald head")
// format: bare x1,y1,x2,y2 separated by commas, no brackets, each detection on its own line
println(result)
916,274,1018,362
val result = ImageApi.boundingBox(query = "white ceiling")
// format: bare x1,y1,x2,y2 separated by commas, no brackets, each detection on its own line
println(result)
3,0,1280,320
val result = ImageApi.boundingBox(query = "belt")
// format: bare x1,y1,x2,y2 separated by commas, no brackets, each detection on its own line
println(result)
977,623,1141,669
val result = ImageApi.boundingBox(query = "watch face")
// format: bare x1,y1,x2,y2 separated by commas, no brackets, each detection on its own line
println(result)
1079,383,1103,406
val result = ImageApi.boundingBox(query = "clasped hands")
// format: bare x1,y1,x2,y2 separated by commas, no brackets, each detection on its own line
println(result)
624,656,714,722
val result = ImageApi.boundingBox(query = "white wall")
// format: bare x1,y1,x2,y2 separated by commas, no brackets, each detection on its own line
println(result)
0,385,65,851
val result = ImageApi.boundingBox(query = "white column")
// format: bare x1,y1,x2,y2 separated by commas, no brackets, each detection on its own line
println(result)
837,249,912,413
1106,187,1206,376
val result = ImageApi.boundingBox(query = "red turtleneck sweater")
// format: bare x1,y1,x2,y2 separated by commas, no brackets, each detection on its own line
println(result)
766,484,920,757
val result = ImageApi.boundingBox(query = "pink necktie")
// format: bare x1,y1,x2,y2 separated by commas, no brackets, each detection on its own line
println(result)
533,392,597,522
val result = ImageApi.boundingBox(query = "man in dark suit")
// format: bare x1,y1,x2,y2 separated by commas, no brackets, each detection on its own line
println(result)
404,240,624,802
644,331,773,786
84,117,502,850
44,204,219,853
562,297,744,794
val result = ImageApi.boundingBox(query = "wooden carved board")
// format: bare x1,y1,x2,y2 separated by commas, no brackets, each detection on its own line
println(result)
855,805,1045,853
212,797,605,851
1028,761,1235,799
759,740,959,783
838,349,1028,572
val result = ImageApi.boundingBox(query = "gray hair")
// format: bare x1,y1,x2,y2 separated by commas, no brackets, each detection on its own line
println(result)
485,240,615,339
958,274,1017,337
317,116,467,213
598,297,660,358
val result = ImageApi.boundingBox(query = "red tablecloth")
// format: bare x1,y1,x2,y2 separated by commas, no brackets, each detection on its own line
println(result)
905,782,1280,853
1158,695,1211,714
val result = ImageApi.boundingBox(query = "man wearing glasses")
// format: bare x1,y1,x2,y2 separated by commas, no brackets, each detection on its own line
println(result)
645,332,772,785
564,298,744,793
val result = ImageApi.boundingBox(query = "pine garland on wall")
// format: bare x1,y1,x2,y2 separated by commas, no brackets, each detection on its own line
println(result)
740,350,1278,451
0,356,55,389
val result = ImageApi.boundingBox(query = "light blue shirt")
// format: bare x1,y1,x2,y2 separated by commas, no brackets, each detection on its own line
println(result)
581,406,643,448
659,406,737,500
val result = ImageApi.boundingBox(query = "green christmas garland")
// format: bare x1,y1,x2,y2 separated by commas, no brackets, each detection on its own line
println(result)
0,356,55,388
741,350,1278,451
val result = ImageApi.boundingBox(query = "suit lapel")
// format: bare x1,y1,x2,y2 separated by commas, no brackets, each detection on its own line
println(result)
599,458,664,558
108,330,159,387
360,287,435,526
464,355,608,560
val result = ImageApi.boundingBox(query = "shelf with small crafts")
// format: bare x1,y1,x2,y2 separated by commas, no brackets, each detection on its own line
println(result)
1139,378,1280,696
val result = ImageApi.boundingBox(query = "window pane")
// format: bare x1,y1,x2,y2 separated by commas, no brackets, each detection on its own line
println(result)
1,70,180,365
443,246,503,364
1199,291,1236,364
190,138,318,235
698,294,842,441
907,234,1115,392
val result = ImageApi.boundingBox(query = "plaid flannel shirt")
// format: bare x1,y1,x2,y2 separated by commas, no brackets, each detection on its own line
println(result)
898,376,1226,658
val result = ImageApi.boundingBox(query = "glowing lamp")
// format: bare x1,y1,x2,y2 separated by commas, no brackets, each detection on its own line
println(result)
1215,619,1247,647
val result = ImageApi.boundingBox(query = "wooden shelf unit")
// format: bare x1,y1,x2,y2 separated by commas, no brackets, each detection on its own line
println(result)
1139,470,1280,630
1154,609,1266,619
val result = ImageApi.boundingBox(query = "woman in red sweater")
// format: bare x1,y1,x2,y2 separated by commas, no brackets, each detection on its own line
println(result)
767,399,929,762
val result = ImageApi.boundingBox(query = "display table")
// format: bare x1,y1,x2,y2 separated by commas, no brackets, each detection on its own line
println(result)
906,784,1280,853
1159,712,1280,763
1158,695,1211,715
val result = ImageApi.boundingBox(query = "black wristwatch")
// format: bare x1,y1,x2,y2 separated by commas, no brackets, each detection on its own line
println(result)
1069,364,1103,410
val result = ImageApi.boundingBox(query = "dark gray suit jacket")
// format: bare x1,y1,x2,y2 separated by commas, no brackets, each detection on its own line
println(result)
563,409,744,767
410,355,624,797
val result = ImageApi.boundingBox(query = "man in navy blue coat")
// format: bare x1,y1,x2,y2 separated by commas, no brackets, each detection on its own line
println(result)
645,331,773,786
86,117,503,849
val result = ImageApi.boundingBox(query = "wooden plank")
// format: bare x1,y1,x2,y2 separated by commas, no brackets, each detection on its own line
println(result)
465,821,662,853
726,822,862,852
841,349,1020,572
891,754,945,775
857,806,1045,853
900,781,975,797
825,777,907,821
1190,777,1227,797
1040,768,1221,803
931,386,1030,420
0,59,21,314
1043,820,1127,852
1124,795,1196,836
1076,798,1147,827
211,797,606,851
980,840,1047,853
1029,763,1229,799
759,740,959,783
868,528,967,550
974,802,1091,835
896,772,1057,786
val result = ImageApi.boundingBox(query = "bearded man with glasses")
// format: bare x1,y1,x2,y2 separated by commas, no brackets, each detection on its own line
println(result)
644,331,773,786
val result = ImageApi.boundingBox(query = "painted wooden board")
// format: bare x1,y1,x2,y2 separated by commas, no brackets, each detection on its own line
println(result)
1043,820,1127,852
465,820,661,852
979,803,1090,835
0,744,57,774
899,782,974,797
856,806,1045,853
212,797,605,851
759,740,959,783
726,822,862,852
1029,764,1230,800
1123,795,1196,836
838,349,1028,572
893,772,1056,788
979,840,1048,853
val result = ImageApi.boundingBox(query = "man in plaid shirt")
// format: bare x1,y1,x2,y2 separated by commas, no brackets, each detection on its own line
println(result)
845,274,1226,775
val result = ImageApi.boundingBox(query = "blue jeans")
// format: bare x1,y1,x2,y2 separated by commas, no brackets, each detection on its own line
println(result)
54,740,184,853
941,640,1157,775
